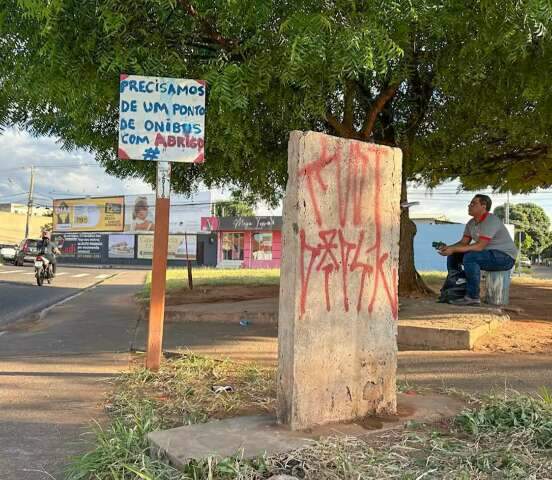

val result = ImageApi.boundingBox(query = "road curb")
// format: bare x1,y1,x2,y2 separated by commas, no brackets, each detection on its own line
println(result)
0,273,118,331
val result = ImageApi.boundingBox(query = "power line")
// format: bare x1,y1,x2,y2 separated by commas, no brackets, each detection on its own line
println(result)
0,163,104,174
0,192,28,199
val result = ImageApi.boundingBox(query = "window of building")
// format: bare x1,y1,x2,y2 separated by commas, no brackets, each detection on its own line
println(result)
252,232,273,260
222,233,244,260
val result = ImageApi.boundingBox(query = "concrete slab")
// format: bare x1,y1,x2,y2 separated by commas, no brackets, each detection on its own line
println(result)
398,298,510,350
148,393,465,469
154,296,509,351
146,297,279,325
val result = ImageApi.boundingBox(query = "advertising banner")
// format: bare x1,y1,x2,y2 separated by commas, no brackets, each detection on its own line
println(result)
118,75,206,163
53,197,124,232
108,234,136,259
52,233,104,260
217,216,282,231
137,234,197,260
124,192,211,234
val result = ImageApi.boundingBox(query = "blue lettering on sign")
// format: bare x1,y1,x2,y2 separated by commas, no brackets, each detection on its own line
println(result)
144,119,202,134
143,102,169,114
120,118,135,130
122,133,149,145
121,100,137,112
172,104,206,116
121,79,206,96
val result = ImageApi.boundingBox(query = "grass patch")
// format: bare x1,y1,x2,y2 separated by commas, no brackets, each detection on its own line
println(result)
106,354,276,429
66,354,275,480
419,270,447,290
67,355,552,480
139,269,442,300
139,268,280,299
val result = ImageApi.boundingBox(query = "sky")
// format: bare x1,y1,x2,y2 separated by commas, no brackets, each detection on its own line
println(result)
2,128,552,223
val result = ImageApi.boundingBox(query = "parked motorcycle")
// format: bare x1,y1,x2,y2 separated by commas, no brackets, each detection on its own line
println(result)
34,255,54,286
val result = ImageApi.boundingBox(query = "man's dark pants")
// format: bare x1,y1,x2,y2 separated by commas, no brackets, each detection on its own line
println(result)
447,250,515,299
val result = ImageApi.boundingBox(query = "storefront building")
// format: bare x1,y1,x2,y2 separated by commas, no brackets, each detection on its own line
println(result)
201,216,282,269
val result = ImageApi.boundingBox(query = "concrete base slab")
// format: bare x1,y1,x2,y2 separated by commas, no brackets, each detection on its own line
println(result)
148,393,465,469
143,298,278,325
398,299,510,350
150,296,509,351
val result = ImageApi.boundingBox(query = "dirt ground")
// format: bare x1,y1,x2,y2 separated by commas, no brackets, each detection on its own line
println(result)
474,278,552,353
164,285,279,306
164,277,552,354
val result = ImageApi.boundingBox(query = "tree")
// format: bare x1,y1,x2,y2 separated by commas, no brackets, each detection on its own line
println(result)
214,191,255,217
2,1,552,295
40,221,53,232
516,232,534,256
494,203,551,257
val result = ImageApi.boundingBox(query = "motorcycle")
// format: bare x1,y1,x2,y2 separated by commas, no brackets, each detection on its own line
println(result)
34,255,54,286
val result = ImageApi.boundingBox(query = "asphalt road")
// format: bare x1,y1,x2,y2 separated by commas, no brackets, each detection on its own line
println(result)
0,264,129,328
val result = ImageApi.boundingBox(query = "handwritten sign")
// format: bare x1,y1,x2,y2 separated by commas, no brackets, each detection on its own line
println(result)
118,74,206,163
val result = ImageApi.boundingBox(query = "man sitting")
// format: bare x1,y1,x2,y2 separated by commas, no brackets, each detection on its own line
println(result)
439,194,517,306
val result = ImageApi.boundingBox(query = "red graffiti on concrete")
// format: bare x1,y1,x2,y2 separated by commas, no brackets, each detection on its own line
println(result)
298,138,398,319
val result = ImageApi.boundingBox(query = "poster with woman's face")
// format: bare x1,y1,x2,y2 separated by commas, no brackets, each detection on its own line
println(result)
125,195,155,232
123,192,212,234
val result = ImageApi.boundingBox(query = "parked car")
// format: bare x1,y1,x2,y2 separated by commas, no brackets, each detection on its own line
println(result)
520,257,532,268
14,238,40,266
0,244,17,263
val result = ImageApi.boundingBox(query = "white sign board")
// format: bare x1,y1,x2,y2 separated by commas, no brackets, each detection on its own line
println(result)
118,74,206,163
124,192,212,234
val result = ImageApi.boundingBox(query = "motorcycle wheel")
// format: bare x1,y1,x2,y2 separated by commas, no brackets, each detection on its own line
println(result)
36,270,43,286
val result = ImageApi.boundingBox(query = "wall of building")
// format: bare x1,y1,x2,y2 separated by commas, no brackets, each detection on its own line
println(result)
54,233,218,267
414,224,465,272
0,212,49,244
216,230,281,269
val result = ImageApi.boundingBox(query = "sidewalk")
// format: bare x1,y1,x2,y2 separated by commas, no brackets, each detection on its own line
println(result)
0,272,145,480
1,271,552,479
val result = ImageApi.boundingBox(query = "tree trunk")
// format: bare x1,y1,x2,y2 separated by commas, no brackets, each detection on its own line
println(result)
398,175,434,297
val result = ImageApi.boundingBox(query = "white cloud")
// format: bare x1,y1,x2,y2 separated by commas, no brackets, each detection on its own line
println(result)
0,129,155,206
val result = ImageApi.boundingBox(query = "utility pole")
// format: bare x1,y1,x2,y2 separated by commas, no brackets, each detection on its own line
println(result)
505,191,510,225
24,166,35,238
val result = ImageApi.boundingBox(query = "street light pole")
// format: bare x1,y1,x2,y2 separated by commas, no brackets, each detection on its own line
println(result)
24,166,35,238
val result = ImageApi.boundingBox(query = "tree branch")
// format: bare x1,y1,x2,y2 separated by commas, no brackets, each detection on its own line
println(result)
325,112,355,138
359,83,399,140
485,145,549,163
177,0,237,50
342,81,355,130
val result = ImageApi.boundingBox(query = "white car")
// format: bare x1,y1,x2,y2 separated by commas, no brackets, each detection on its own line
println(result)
0,245,17,261
520,258,532,268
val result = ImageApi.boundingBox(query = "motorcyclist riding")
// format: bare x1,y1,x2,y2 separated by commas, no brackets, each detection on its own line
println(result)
37,230,60,276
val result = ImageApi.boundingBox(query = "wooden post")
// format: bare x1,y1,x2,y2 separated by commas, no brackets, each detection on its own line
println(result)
146,161,171,371
185,232,193,290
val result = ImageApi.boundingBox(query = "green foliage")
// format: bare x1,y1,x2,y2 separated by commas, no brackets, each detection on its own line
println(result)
40,221,53,231
67,355,552,479
2,1,551,202
213,191,255,217
66,354,274,480
456,393,552,448
494,203,552,255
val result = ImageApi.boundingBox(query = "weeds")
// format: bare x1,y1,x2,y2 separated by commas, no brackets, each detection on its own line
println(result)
67,356,552,479
107,353,277,429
